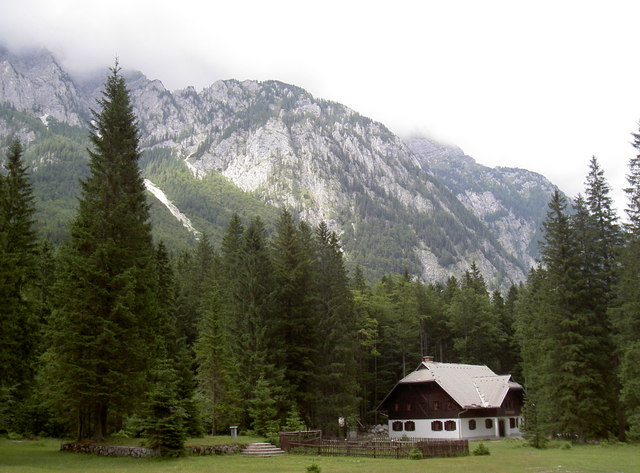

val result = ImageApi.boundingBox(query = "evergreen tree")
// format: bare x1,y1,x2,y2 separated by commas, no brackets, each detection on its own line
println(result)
270,210,317,420
313,222,359,433
624,125,640,231
43,64,158,441
248,376,280,436
350,274,380,424
583,157,622,306
142,357,187,457
175,234,216,347
195,280,241,434
419,282,454,363
498,285,521,378
223,216,283,429
514,268,553,447
612,124,640,438
154,242,201,437
517,190,616,441
0,139,39,431
447,281,502,367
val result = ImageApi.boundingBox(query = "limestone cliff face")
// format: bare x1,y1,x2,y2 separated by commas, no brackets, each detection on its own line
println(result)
405,136,556,270
0,46,84,126
0,47,557,286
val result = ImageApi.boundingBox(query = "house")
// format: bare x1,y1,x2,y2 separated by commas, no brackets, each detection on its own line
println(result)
378,356,523,440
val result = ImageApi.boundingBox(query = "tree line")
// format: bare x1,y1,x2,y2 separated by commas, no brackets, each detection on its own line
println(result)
1,66,640,454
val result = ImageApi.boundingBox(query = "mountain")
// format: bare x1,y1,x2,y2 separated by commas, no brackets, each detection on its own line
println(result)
405,136,556,271
0,46,559,288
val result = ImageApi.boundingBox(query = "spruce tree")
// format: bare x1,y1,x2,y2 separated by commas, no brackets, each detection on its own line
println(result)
175,234,217,347
447,279,502,367
517,190,616,440
270,210,317,419
222,216,283,429
514,268,554,447
154,242,202,437
0,139,39,430
43,64,157,441
142,357,187,457
612,124,640,438
195,282,241,435
313,222,359,433
583,157,622,305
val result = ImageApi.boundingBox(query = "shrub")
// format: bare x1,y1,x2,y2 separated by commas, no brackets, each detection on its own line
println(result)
472,442,490,456
409,447,423,459
306,463,321,473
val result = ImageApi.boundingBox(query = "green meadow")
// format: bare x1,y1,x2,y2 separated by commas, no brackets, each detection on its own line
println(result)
1,438,638,473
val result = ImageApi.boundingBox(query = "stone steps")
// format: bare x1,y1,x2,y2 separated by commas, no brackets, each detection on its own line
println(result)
240,442,285,457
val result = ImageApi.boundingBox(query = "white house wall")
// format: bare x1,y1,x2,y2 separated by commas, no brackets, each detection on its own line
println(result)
388,416,523,440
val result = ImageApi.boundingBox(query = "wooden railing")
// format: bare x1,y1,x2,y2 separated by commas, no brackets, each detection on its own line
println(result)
278,432,468,459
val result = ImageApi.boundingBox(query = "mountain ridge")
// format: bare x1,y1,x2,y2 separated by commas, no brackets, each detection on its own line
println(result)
0,46,560,288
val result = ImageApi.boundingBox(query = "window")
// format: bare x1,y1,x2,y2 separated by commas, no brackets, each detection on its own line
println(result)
404,421,415,431
433,401,440,410
510,418,518,429
444,420,456,431
485,419,493,429
431,420,443,431
393,403,399,412
392,421,403,431
405,403,412,412
468,419,476,430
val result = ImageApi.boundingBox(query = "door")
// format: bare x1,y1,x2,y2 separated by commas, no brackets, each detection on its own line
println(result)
498,419,505,437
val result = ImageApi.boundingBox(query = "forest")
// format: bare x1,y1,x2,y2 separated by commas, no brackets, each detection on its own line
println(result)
1,65,640,457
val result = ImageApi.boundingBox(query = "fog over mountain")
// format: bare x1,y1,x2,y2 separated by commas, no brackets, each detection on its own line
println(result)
0,46,561,288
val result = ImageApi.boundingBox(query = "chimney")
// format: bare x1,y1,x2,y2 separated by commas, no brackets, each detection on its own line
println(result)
422,355,434,363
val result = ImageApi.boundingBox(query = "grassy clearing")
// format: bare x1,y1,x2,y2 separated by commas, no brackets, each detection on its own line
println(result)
0,437,638,473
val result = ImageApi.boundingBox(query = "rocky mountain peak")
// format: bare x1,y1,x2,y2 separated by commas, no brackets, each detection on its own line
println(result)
0,46,561,288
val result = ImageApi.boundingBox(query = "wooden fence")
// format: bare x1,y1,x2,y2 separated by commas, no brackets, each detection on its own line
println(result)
279,431,468,459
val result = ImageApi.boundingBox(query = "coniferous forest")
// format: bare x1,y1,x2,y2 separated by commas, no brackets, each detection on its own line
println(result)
2,67,640,455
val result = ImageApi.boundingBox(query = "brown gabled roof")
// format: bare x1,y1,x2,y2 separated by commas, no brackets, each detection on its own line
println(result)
379,361,522,410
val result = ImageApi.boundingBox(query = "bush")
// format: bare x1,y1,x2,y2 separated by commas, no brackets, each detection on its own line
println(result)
409,447,423,459
306,464,321,473
472,442,490,456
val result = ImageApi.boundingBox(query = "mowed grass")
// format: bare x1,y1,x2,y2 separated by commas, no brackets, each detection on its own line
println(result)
1,437,639,473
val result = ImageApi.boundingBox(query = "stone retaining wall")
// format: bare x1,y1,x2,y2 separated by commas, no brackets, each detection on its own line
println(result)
189,444,244,455
60,442,159,457
60,442,245,457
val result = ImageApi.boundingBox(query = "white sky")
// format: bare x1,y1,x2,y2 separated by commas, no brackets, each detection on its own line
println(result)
1,0,639,216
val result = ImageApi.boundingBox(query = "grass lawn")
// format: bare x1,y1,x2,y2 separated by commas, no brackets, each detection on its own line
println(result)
0,437,638,473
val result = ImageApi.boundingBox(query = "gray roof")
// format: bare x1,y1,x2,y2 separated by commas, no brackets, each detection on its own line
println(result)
396,361,522,409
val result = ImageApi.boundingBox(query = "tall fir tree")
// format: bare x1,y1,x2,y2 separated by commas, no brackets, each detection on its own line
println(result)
0,139,40,430
43,64,158,441
223,216,284,429
195,280,241,434
583,157,622,305
175,234,217,347
513,268,553,447
517,190,616,441
313,222,359,434
447,265,503,368
270,210,318,421
154,242,201,437
612,124,640,439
